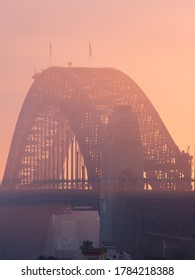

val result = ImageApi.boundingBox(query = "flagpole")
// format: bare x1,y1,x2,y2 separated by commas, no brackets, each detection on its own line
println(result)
49,41,52,67
89,41,92,67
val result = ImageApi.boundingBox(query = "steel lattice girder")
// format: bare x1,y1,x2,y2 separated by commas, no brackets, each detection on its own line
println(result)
2,67,192,190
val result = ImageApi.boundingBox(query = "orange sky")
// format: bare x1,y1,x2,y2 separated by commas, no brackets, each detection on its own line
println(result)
0,0,195,181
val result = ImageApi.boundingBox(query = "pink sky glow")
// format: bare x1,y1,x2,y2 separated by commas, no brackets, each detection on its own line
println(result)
0,0,195,180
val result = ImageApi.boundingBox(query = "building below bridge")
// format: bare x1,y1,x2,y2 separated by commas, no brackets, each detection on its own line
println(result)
46,211,99,259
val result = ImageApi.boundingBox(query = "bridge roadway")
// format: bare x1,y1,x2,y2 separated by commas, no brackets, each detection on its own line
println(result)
0,188,195,259
0,187,195,205
0,188,100,210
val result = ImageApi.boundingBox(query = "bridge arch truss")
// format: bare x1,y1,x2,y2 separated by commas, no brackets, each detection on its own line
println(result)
2,67,192,191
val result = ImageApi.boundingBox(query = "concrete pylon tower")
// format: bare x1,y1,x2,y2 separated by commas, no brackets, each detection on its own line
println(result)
103,105,143,191
100,105,143,245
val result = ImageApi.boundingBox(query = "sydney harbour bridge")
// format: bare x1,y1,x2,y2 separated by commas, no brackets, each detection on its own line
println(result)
0,67,195,259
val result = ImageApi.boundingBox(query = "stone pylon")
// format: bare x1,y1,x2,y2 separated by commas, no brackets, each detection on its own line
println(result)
100,105,144,245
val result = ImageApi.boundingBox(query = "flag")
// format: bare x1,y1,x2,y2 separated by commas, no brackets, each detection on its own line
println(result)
89,41,92,57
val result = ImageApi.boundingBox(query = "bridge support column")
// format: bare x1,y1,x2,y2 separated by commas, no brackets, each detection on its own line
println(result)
99,192,116,244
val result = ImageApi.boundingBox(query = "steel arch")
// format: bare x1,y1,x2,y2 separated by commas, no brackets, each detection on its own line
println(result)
3,67,103,189
2,67,192,190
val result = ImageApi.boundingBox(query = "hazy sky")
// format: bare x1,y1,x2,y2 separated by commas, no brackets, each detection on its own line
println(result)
0,0,195,180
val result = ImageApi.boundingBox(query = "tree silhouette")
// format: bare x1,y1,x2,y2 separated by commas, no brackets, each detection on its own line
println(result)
80,240,93,253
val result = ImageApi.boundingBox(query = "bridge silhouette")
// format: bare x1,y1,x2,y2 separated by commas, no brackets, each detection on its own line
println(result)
0,67,194,259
